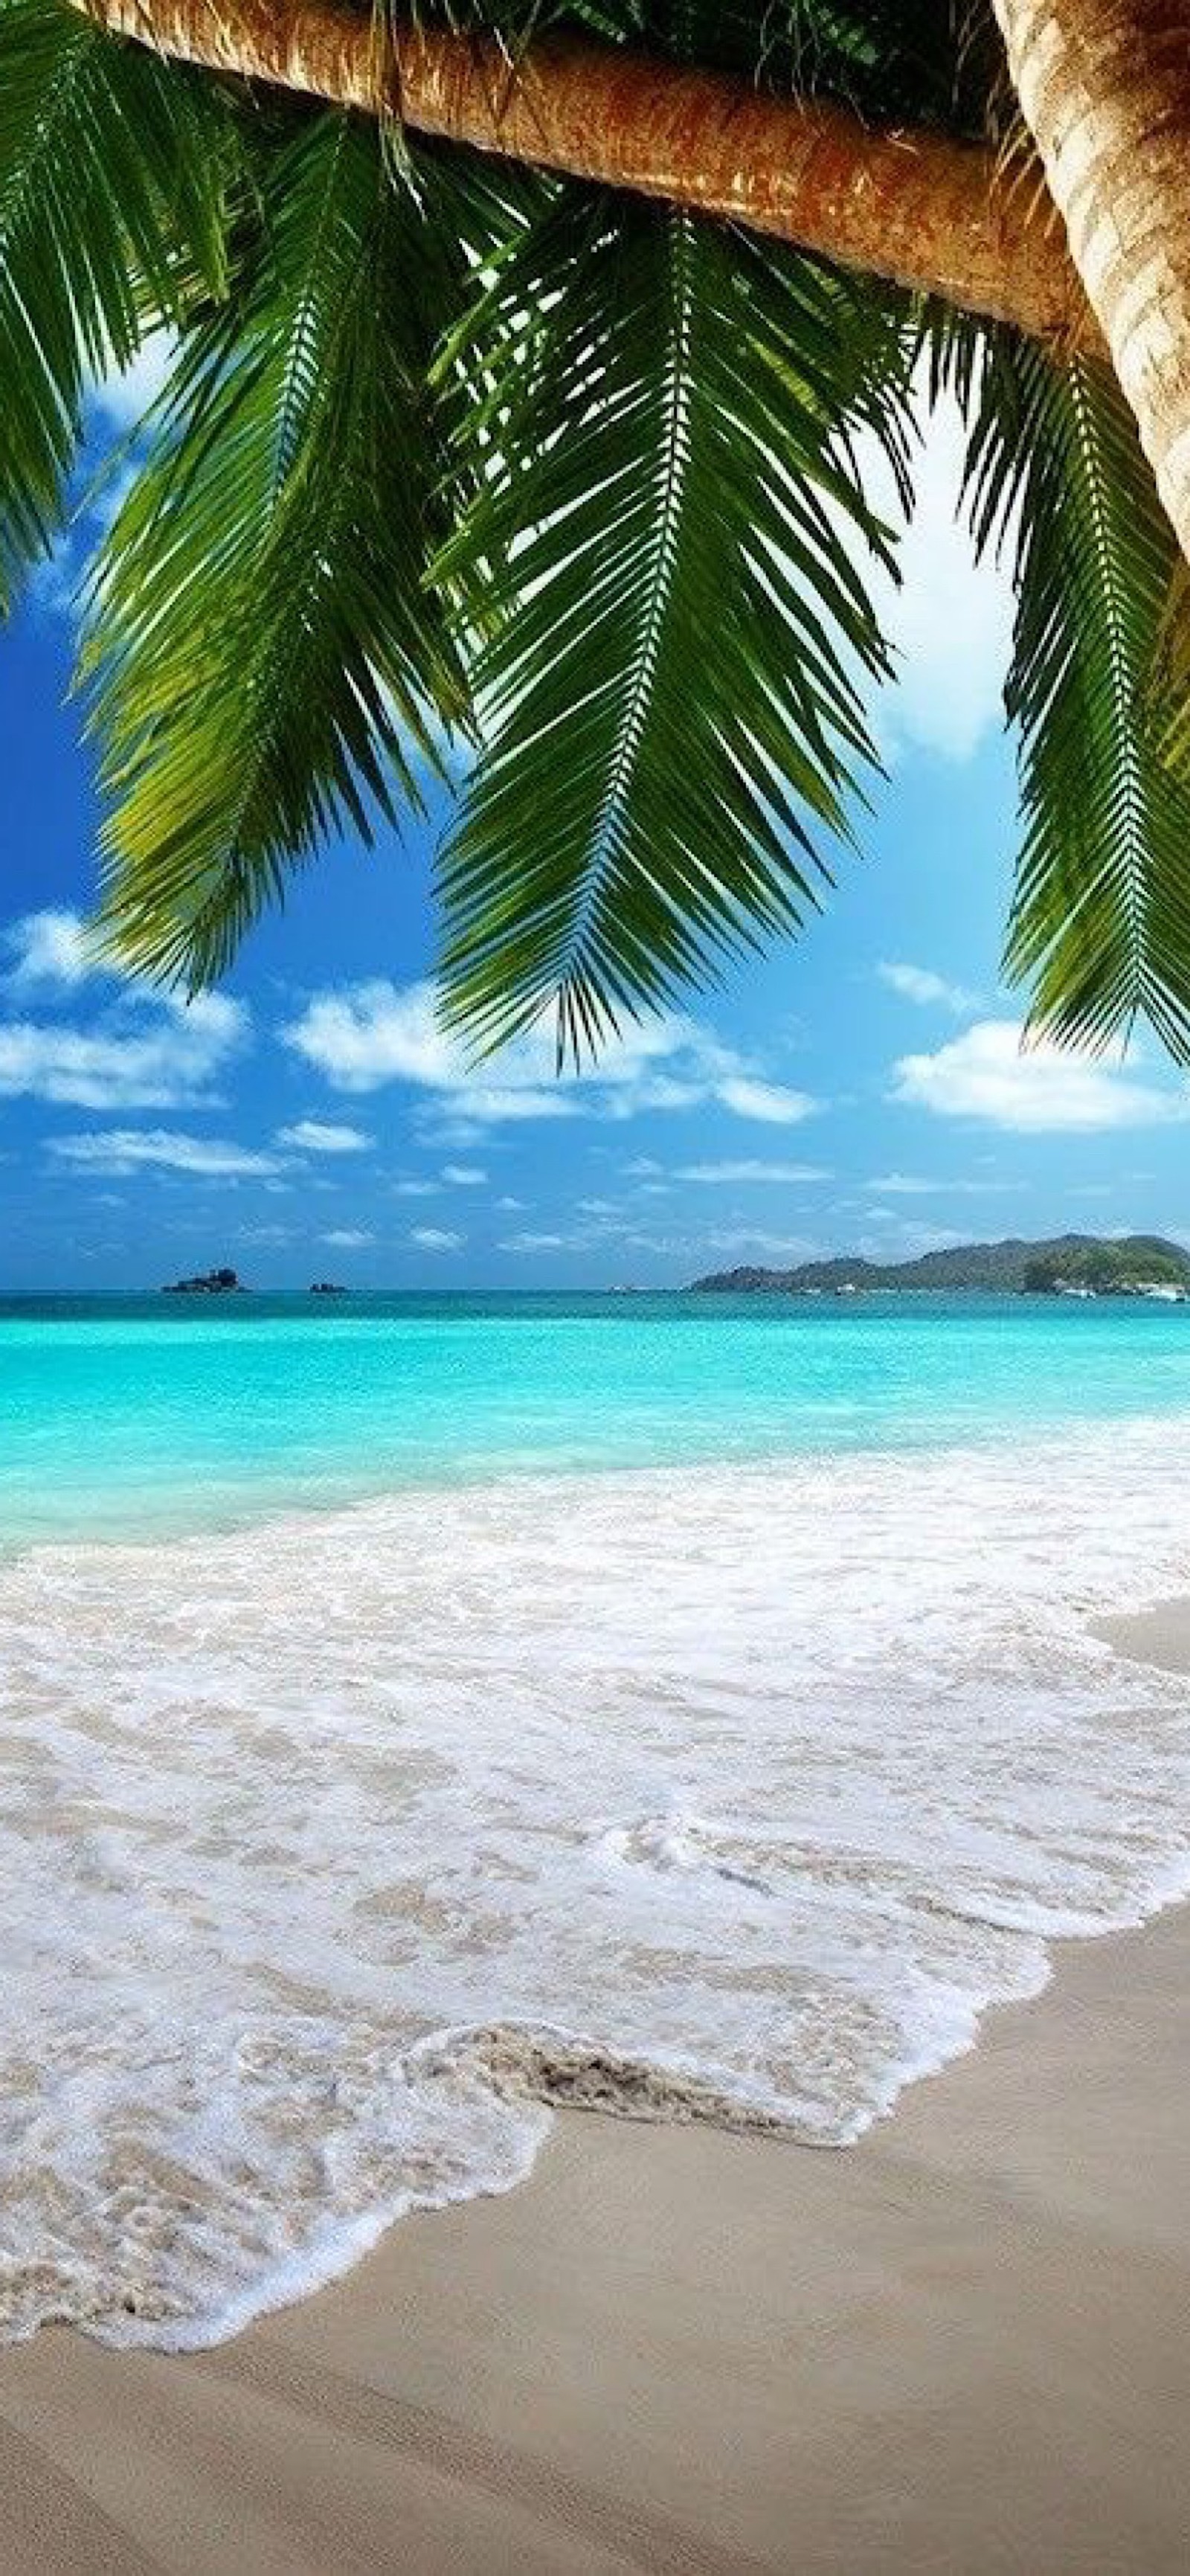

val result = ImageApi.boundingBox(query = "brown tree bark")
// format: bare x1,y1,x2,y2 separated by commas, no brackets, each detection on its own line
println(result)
994,0,1190,559
79,0,1097,350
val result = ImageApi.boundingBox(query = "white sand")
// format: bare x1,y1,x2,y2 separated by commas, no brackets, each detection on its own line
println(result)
0,1611,1188,2570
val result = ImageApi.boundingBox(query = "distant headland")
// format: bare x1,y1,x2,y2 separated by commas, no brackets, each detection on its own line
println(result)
688,1234,1190,1297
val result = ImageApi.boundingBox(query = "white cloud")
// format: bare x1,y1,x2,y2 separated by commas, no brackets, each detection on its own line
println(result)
49,1128,283,1178
496,1194,527,1212
877,961,978,1014
676,1159,829,1184
275,1119,372,1155
283,981,461,1093
892,1021,1190,1134
4,908,96,992
91,338,175,434
0,909,247,1108
874,402,1012,764
441,1163,486,1186
282,978,821,1133
393,1178,442,1198
501,1231,569,1253
410,1225,464,1253
440,1088,578,1130
715,1076,817,1126
0,1000,245,1110
320,1227,375,1249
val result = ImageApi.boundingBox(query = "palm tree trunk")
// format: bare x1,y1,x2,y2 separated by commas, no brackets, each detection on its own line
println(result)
994,0,1190,559
77,0,1095,349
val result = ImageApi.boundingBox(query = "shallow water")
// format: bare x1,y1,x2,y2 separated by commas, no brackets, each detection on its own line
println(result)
1,1295,1189,2345
4,1288,1190,1546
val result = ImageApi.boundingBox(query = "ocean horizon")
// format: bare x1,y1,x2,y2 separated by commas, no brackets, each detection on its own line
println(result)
3,1291,1190,2347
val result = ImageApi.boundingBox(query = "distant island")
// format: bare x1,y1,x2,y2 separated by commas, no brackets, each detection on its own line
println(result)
688,1234,1190,1297
309,1282,349,1297
161,1266,245,1295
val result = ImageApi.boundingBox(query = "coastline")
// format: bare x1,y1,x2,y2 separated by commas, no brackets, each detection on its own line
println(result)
0,1618,1186,2568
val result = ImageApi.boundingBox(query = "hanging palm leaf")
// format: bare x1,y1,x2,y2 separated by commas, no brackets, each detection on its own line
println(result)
433,187,913,1057
4,0,1190,1069
0,0,234,611
84,111,475,987
962,333,1190,1057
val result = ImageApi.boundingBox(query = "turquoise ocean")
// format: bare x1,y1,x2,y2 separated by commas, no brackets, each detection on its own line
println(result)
8,1287,1190,1545
3,1291,1190,2345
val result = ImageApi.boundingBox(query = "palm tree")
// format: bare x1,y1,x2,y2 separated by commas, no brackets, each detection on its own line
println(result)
993,0,1190,568
4,0,1190,1064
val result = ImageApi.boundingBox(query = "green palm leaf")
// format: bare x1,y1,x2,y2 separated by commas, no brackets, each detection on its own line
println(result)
963,335,1190,1057
403,0,995,129
434,188,911,1058
85,112,472,988
0,0,232,611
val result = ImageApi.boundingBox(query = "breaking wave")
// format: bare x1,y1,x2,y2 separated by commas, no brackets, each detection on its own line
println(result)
1,1419,1190,2345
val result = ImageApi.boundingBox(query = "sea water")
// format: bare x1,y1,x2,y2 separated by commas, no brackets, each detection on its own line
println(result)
1,1291,1189,2345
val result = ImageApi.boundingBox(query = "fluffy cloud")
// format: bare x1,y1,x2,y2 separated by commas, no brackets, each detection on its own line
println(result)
49,1128,283,1178
283,982,463,1093
441,1163,486,1185
892,1021,1190,1134
873,402,1012,764
0,909,246,1108
281,978,820,1131
877,961,978,1014
275,1119,372,1154
714,1076,816,1126
320,1227,374,1248
3,908,96,992
0,994,246,1110
410,1225,464,1253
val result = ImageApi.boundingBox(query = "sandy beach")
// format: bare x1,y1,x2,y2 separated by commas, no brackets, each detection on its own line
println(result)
0,1610,1186,2573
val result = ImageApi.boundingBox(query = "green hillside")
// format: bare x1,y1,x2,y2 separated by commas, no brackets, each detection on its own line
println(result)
688,1235,1190,1294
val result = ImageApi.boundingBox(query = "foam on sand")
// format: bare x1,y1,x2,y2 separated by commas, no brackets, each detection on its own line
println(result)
1,1420,1190,2345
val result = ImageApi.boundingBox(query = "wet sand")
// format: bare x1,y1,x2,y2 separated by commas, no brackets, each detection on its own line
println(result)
0,1615,1188,2572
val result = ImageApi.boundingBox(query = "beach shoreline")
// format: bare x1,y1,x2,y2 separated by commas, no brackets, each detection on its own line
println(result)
0,1612,1186,2570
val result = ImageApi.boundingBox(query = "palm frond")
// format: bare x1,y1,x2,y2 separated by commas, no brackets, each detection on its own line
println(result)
0,0,233,611
433,187,913,1058
83,112,472,988
1145,558,1190,765
962,335,1190,1057
402,0,999,129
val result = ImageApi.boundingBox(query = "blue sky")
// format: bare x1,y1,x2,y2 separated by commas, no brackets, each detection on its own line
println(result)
4,397,1190,1290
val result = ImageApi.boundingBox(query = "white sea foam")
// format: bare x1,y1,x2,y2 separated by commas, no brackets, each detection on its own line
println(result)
3,1419,1190,2346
